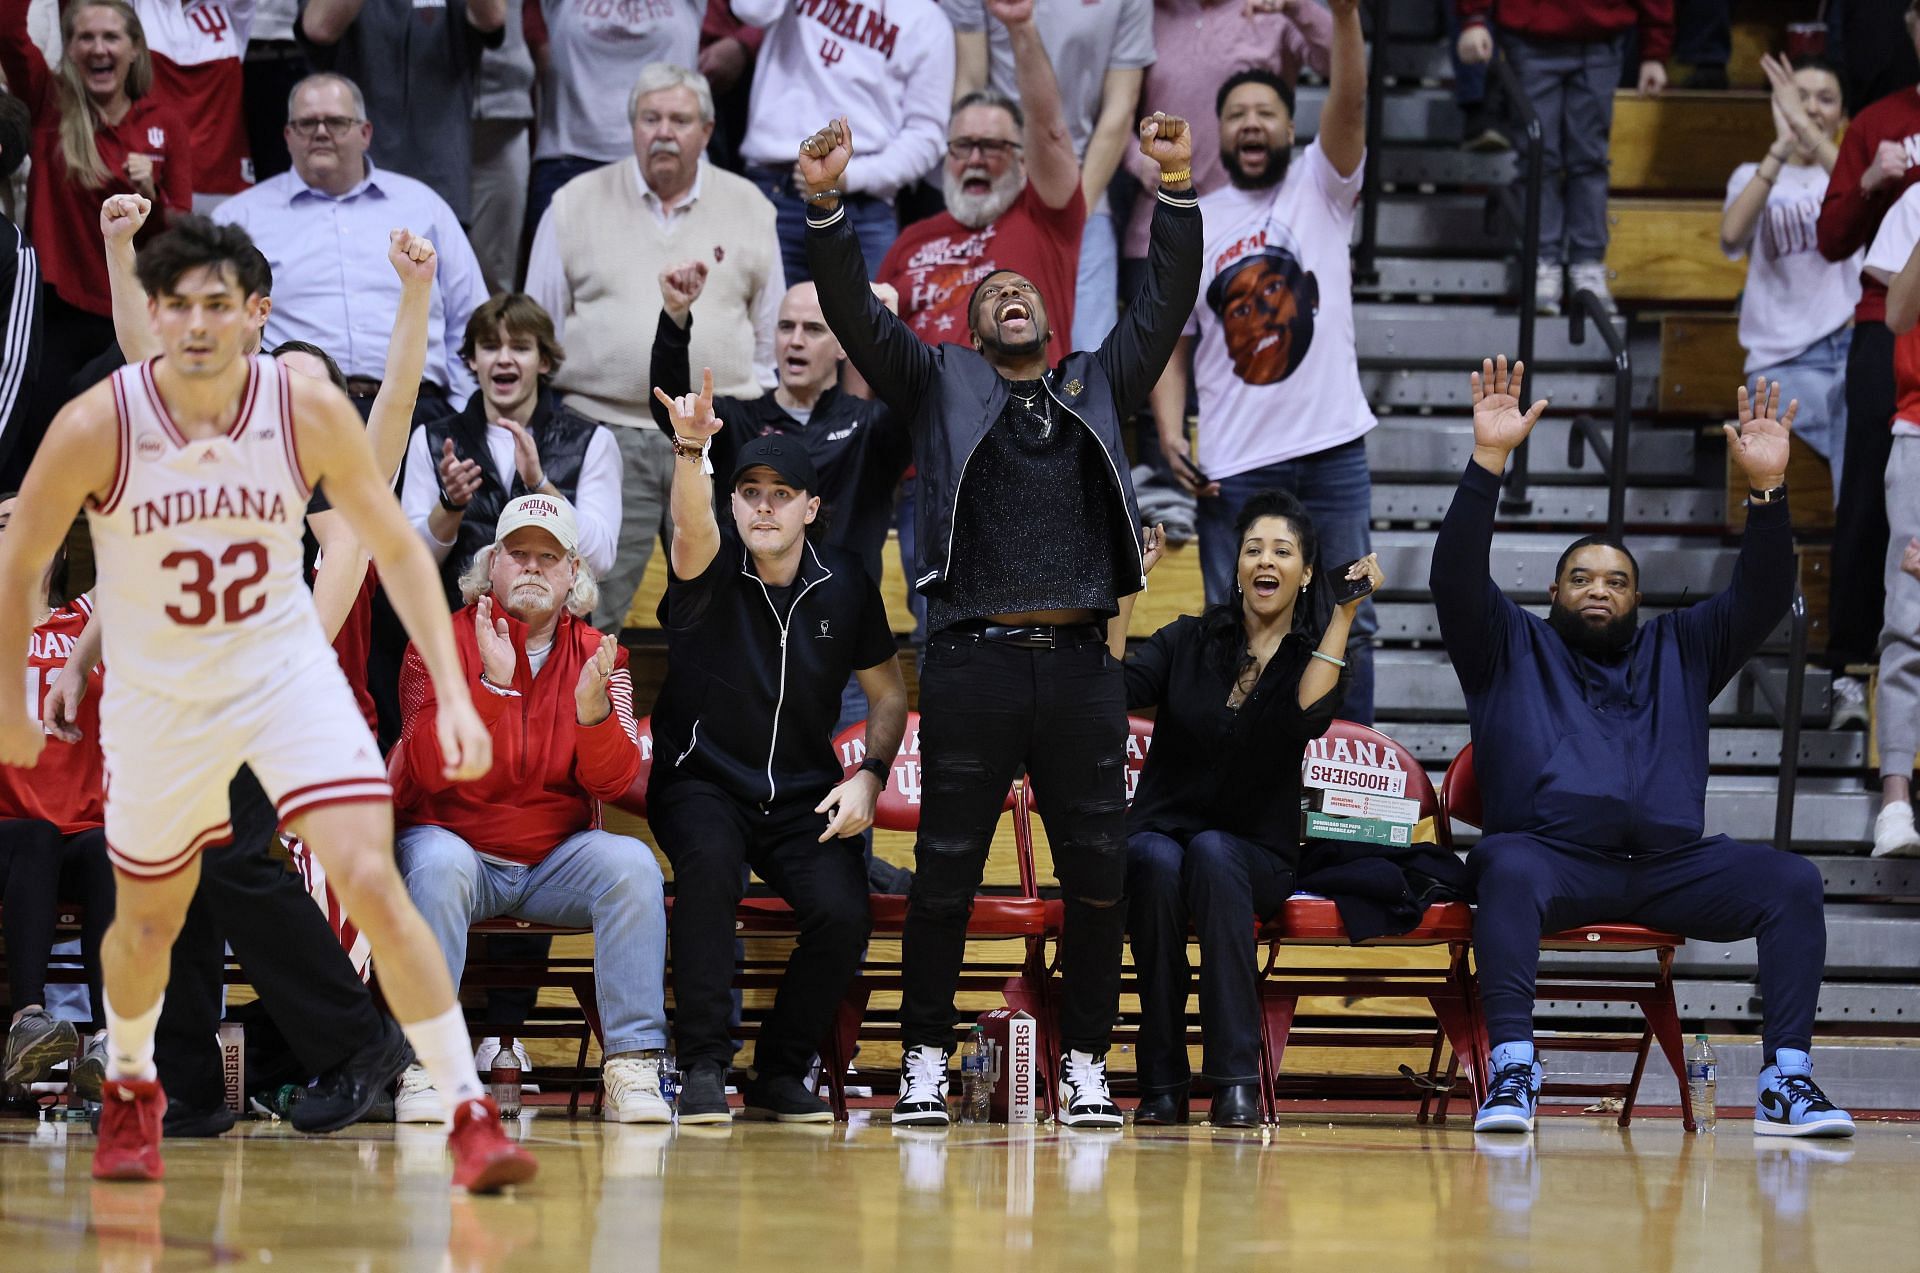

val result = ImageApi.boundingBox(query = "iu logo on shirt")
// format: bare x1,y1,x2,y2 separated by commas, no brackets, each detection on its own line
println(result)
187,2,230,42
147,127,166,150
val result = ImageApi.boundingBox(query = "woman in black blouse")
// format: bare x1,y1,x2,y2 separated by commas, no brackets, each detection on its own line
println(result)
1112,490,1383,1127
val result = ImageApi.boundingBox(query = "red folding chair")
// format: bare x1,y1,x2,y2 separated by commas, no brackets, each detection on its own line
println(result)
1257,720,1485,1122
1439,743,1695,1130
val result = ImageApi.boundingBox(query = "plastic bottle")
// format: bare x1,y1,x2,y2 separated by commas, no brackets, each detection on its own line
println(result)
660,1050,680,1108
1685,1034,1717,1133
490,1041,523,1120
959,1026,990,1123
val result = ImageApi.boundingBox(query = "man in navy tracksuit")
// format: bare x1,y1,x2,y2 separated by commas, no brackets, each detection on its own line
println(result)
1432,356,1853,1139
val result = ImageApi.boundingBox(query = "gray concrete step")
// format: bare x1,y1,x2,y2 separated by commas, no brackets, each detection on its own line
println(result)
1366,417,1700,484
1354,257,1512,298
1372,481,1722,526
1373,602,1807,655
1538,906,1920,981
1296,84,1463,146
1373,529,1736,601
1366,721,1868,772
1359,367,1657,411
1357,302,1626,364
1534,1041,1919,1111
1375,147,1517,188
1435,780,1878,850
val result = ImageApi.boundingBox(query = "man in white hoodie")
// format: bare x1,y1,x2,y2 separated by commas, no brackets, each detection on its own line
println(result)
732,0,955,284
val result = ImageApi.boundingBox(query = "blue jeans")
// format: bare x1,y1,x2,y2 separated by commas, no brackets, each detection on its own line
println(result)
748,165,896,285
397,825,670,1056
528,155,606,244
1751,325,1850,507
1502,33,1624,266
1195,438,1377,722
1071,211,1118,352
1444,7,1487,106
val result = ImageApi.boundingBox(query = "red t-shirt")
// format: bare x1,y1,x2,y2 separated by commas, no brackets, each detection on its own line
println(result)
148,15,251,197
0,596,104,833
1818,87,1920,325
0,6,194,315
877,182,1087,365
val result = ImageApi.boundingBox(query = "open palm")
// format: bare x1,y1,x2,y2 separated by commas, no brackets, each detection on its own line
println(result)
1470,355,1548,453
1727,377,1796,486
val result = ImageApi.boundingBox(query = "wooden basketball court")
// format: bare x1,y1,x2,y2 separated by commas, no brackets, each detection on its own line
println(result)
2,1113,1914,1270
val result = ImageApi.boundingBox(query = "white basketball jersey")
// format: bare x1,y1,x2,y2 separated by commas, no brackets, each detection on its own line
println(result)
87,355,335,702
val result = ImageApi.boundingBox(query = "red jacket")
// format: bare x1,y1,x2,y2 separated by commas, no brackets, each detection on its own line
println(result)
1817,87,1920,324
391,602,641,865
0,595,103,834
1458,0,1673,63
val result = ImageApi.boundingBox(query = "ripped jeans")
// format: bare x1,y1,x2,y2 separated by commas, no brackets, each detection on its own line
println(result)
900,629,1130,1054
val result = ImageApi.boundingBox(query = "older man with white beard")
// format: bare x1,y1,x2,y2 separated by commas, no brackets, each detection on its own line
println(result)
388,494,672,1125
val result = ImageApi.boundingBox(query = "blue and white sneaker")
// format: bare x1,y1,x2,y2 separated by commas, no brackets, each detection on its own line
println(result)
1754,1050,1854,1138
1474,1042,1543,1134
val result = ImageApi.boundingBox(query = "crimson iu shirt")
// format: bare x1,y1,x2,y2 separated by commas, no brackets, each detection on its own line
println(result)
877,182,1086,364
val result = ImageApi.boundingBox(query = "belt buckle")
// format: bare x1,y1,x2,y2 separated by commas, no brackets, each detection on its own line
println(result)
1024,626,1054,648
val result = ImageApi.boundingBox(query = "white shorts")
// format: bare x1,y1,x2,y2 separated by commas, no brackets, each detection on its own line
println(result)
100,653,390,879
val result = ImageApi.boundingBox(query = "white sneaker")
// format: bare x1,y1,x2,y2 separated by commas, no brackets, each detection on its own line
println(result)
1533,264,1564,316
1873,802,1920,858
473,1037,539,1093
1567,262,1616,314
892,1045,950,1127
1057,1050,1123,1128
393,1063,446,1124
1831,675,1869,730
602,1054,672,1124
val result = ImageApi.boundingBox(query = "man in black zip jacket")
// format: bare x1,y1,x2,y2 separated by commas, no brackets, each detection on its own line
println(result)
1433,356,1850,1140
648,373,909,1125
799,111,1201,1128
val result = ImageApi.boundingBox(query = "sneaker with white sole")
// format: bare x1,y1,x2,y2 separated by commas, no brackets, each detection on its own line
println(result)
602,1054,672,1124
892,1045,950,1127
1754,1051,1855,1138
1533,264,1564,316
1058,1050,1123,1128
1567,262,1616,315
1873,802,1920,859
1830,674,1869,730
1474,1042,1543,1134
393,1064,446,1124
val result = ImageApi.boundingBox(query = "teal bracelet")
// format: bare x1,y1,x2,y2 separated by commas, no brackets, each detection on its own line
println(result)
1310,650,1347,669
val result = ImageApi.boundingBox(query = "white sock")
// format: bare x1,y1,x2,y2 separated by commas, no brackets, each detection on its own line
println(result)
103,990,162,1082
400,1004,484,1109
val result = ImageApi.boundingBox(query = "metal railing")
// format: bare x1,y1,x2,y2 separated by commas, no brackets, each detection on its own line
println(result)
1484,53,1543,516
1353,0,1392,285
1564,287,1632,541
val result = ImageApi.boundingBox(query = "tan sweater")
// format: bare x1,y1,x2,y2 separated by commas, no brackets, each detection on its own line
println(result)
550,160,779,428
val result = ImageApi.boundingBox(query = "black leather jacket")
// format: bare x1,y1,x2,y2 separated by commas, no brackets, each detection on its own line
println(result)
805,186,1203,602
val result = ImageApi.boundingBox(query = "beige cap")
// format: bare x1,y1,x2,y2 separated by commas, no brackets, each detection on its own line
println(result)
493,493,579,554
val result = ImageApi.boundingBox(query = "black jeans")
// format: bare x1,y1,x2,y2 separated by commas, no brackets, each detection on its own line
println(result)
1831,320,1897,667
902,631,1129,1054
1126,829,1295,1093
0,819,112,1017
154,769,383,1109
652,776,871,1078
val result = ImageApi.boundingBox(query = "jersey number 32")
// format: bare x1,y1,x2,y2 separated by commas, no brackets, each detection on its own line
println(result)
164,541,269,626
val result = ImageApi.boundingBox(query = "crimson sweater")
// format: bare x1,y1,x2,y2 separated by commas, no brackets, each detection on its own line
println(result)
1458,0,1672,63
1818,86,1920,324
391,602,641,865
0,0,193,315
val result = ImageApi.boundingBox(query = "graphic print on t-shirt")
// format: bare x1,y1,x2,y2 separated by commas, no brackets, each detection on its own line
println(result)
1207,220,1318,385
899,222,1001,340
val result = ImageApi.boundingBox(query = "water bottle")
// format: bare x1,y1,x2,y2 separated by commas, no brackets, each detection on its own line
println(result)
660,1050,680,1108
1685,1034,1717,1133
958,1026,990,1123
490,1039,522,1119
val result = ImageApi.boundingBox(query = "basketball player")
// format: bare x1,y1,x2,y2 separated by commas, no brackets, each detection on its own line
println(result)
0,216,536,1191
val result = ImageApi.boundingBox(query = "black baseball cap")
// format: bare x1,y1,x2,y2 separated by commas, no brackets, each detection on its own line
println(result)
730,436,817,493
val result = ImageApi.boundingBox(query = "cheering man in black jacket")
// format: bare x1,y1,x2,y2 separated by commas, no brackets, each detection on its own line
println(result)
799,111,1201,1128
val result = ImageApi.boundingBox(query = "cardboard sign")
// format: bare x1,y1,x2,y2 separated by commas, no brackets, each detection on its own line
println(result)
979,1008,1038,1124
1308,787,1422,825
219,1022,244,1115
1301,757,1409,797
1303,811,1414,847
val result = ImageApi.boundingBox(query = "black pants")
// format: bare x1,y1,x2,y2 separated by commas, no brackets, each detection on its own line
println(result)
153,769,382,1109
1470,833,1827,1061
1831,320,1897,667
1126,829,1295,1093
652,776,870,1078
902,631,1129,1054
0,820,112,1018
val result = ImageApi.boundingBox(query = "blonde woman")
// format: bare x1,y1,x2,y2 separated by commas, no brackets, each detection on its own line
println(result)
0,0,190,400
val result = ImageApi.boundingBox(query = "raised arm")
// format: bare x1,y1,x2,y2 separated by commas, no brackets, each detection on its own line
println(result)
307,507,371,642
0,0,53,113
1298,554,1382,710
998,0,1079,210
1817,119,1906,262
1096,113,1199,417
368,230,438,482
1429,356,1547,694
101,195,160,362
650,260,748,482
1760,52,1837,174
656,366,726,582
299,0,368,44
799,119,937,412
1317,0,1366,179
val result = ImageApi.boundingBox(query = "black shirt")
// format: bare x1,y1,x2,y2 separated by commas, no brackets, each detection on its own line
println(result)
927,383,1119,633
651,532,897,807
1124,612,1345,863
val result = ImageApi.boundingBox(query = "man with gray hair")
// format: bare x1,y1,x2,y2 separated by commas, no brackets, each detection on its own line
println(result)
388,493,672,1125
216,72,490,417
526,61,782,632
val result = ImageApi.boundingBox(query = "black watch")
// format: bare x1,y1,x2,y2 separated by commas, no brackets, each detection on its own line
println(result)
1748,483,1788,506
859,757,890,784
439,491,468,514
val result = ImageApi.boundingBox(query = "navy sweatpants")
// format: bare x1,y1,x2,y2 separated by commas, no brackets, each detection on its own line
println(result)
1469,833,1826,1060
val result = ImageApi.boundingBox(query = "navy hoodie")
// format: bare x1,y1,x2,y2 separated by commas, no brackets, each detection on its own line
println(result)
1430,462,1795,853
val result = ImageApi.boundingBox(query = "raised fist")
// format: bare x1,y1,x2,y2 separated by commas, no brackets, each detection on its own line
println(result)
797,118,853,198
1138,113,1192,175
389,228,438,287
660,260,709,322
100,193,150,244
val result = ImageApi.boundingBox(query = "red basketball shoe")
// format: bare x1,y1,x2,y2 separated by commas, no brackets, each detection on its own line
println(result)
448,1096,537,1193
92,1077,167,1181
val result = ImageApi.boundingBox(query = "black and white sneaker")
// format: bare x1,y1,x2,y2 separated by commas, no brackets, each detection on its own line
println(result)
892,1045,950,1127
1058,1050,1123,1128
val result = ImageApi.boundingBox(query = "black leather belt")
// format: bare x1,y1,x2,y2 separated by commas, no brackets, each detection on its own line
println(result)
949,620,1104,648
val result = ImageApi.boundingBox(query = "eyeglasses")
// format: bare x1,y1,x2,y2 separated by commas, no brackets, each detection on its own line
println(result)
946,137,1022,161
287,115,363,139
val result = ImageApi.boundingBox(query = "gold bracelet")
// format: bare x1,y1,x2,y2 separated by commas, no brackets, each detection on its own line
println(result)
1159,168,1192,186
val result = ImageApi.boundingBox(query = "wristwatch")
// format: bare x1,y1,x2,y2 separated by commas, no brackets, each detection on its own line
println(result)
1748,483,1788,505
859,757,890,784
